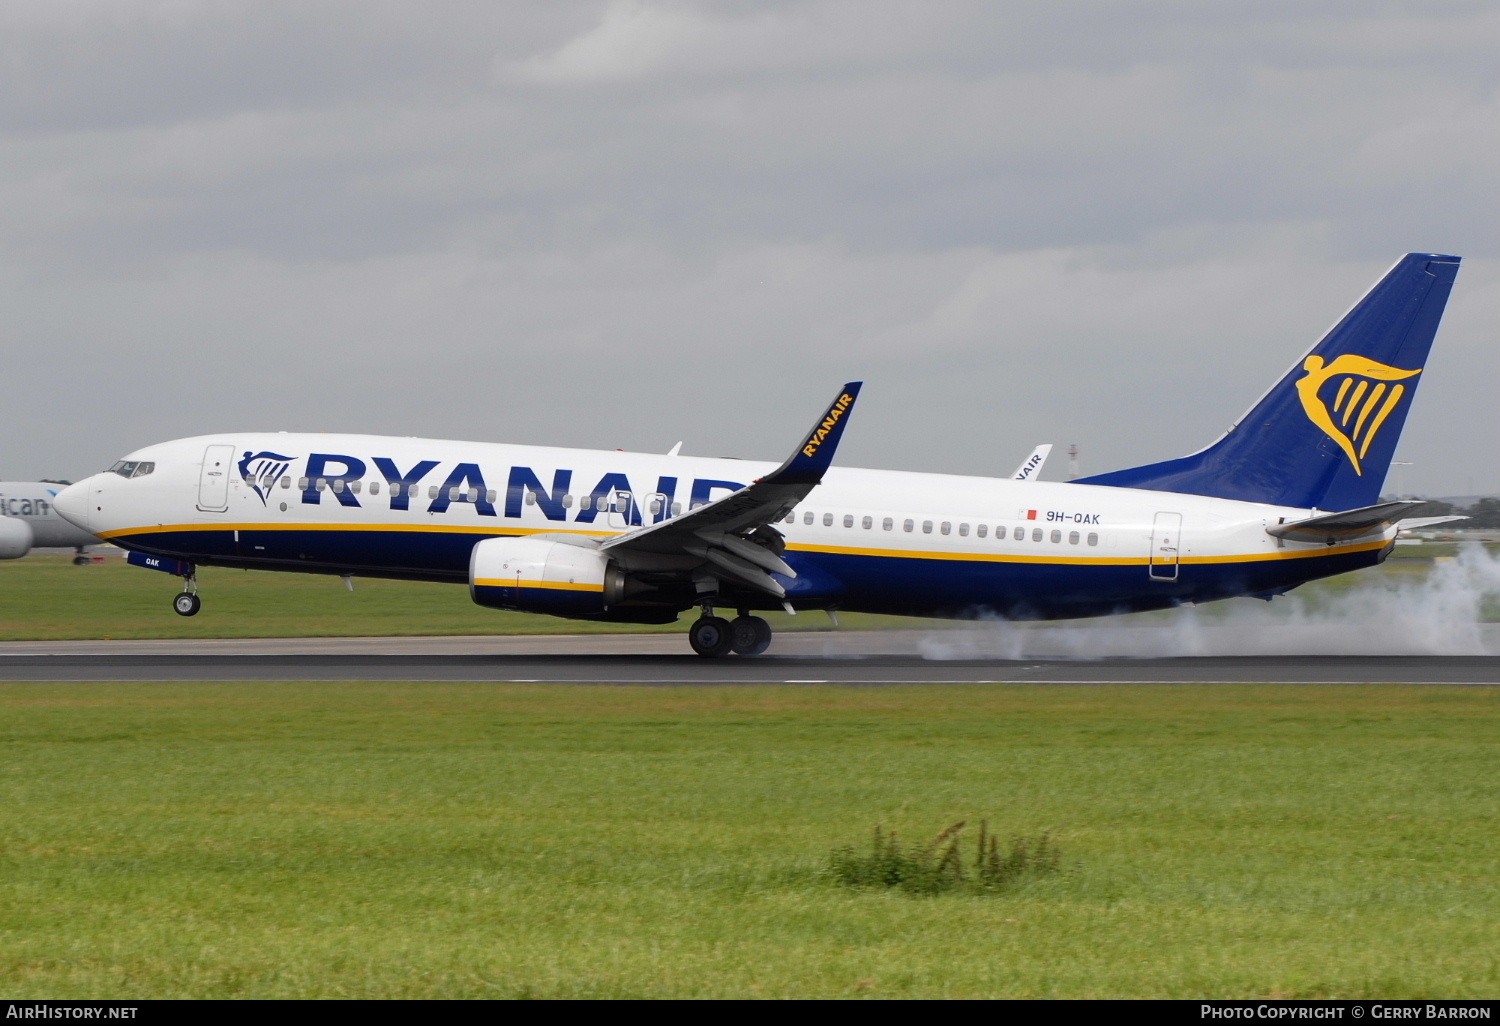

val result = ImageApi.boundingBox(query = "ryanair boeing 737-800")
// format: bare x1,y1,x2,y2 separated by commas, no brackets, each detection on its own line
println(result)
54,254,1463,657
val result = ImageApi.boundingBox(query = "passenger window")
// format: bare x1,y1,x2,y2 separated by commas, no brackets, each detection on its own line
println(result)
843,514,854,528
784,512,794,524
525,493,536,506
1069,531,1079,544
862,516,873,529
1088,532,1099,546
958,523,969,537
1050,529,1061,543
469,487,481,502
281,477,291,489
316,480,328,492
428,485,438,499
298,477,309,491
883,517,894,531
904,519,914,532
334,479,346,494
581,495,593,510
486,489,497,503
1032,528,1043,542
650,499,662,515
672,502,682,515
976,524,987,538
369,481,380,495
562,494,574,508
995,525,1006,539
922,521,933,534
940,522,950,535
350,480,361,494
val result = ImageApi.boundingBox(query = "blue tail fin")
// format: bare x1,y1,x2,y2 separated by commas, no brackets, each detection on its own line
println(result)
1076,254,1461,511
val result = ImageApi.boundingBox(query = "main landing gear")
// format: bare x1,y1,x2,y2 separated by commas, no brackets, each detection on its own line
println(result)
172,572,201,617
689,605,773,658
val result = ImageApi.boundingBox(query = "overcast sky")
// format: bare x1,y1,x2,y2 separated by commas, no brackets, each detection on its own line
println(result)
2,1,1496,495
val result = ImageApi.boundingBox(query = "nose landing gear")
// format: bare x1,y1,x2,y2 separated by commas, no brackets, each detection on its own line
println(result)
172,572,200,617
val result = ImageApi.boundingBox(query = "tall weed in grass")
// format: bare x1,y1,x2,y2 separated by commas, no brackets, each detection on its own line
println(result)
829,821,1061,895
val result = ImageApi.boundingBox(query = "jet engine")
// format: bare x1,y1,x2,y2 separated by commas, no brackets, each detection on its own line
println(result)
470,535,626,617
0,516,32,559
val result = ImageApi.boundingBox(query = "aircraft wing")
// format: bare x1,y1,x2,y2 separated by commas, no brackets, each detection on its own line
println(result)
600,382,862,598
1265,500,1462,541
1010,444,1052,481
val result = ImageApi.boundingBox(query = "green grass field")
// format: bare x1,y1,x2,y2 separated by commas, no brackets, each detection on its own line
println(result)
1,681,1496,998
0,548,1477,641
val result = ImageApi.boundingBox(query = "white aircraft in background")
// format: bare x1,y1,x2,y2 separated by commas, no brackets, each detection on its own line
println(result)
55,254,1465,657
0,481,100,562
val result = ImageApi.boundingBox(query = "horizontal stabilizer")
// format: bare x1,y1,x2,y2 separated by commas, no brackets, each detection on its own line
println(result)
1267,500,1432,540
1398,515,1468,531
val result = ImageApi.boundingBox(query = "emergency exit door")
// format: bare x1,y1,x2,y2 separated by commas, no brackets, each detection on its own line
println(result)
197,444,235,512
1149,511,1182,581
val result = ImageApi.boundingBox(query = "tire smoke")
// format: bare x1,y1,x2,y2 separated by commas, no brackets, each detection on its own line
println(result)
911,545,1500,661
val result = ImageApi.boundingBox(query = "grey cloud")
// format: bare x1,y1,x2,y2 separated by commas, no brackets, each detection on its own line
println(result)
0,1,1495,498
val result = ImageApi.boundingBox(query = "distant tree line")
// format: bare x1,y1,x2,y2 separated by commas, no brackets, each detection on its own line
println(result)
1406,497,1500,530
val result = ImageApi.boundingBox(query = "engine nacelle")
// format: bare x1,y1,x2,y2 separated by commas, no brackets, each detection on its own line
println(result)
0,516,33,559
470,535,625,617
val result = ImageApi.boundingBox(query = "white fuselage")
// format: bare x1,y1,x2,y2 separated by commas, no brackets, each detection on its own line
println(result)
54,433,1393,621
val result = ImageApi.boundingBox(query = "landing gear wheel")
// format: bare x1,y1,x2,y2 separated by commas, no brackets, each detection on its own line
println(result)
72,555,90,566
173,592,201,617
689,616,734,658
730,615,773,656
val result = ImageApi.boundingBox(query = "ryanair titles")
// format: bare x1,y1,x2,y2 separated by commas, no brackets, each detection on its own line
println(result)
801,393,856,459
267,452,744,527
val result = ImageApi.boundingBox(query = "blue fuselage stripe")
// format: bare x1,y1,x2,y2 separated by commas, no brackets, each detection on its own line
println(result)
112,527,1383,620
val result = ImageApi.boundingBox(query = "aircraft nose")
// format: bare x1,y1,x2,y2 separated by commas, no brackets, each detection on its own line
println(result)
53,478,94,532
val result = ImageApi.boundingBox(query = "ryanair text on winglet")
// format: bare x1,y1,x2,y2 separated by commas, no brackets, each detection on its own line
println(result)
801,393,856,459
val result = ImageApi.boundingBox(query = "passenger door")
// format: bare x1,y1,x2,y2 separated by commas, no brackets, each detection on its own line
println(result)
197,444,235,513
1149,511,1182,581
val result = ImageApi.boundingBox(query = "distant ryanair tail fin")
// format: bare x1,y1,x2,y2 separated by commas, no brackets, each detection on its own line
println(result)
1076,254,1461,511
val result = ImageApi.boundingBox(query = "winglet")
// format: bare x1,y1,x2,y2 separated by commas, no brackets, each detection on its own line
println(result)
761,382,862,486
1011,443,1053,481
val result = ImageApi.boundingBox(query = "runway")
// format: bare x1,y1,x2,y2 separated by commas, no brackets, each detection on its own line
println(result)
2,629,1499,683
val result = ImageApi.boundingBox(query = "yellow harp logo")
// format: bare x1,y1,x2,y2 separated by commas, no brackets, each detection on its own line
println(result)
1295,355,1420,476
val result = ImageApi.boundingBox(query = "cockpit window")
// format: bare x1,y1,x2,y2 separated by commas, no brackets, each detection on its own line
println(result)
132,462,155,478
108,461,154,479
